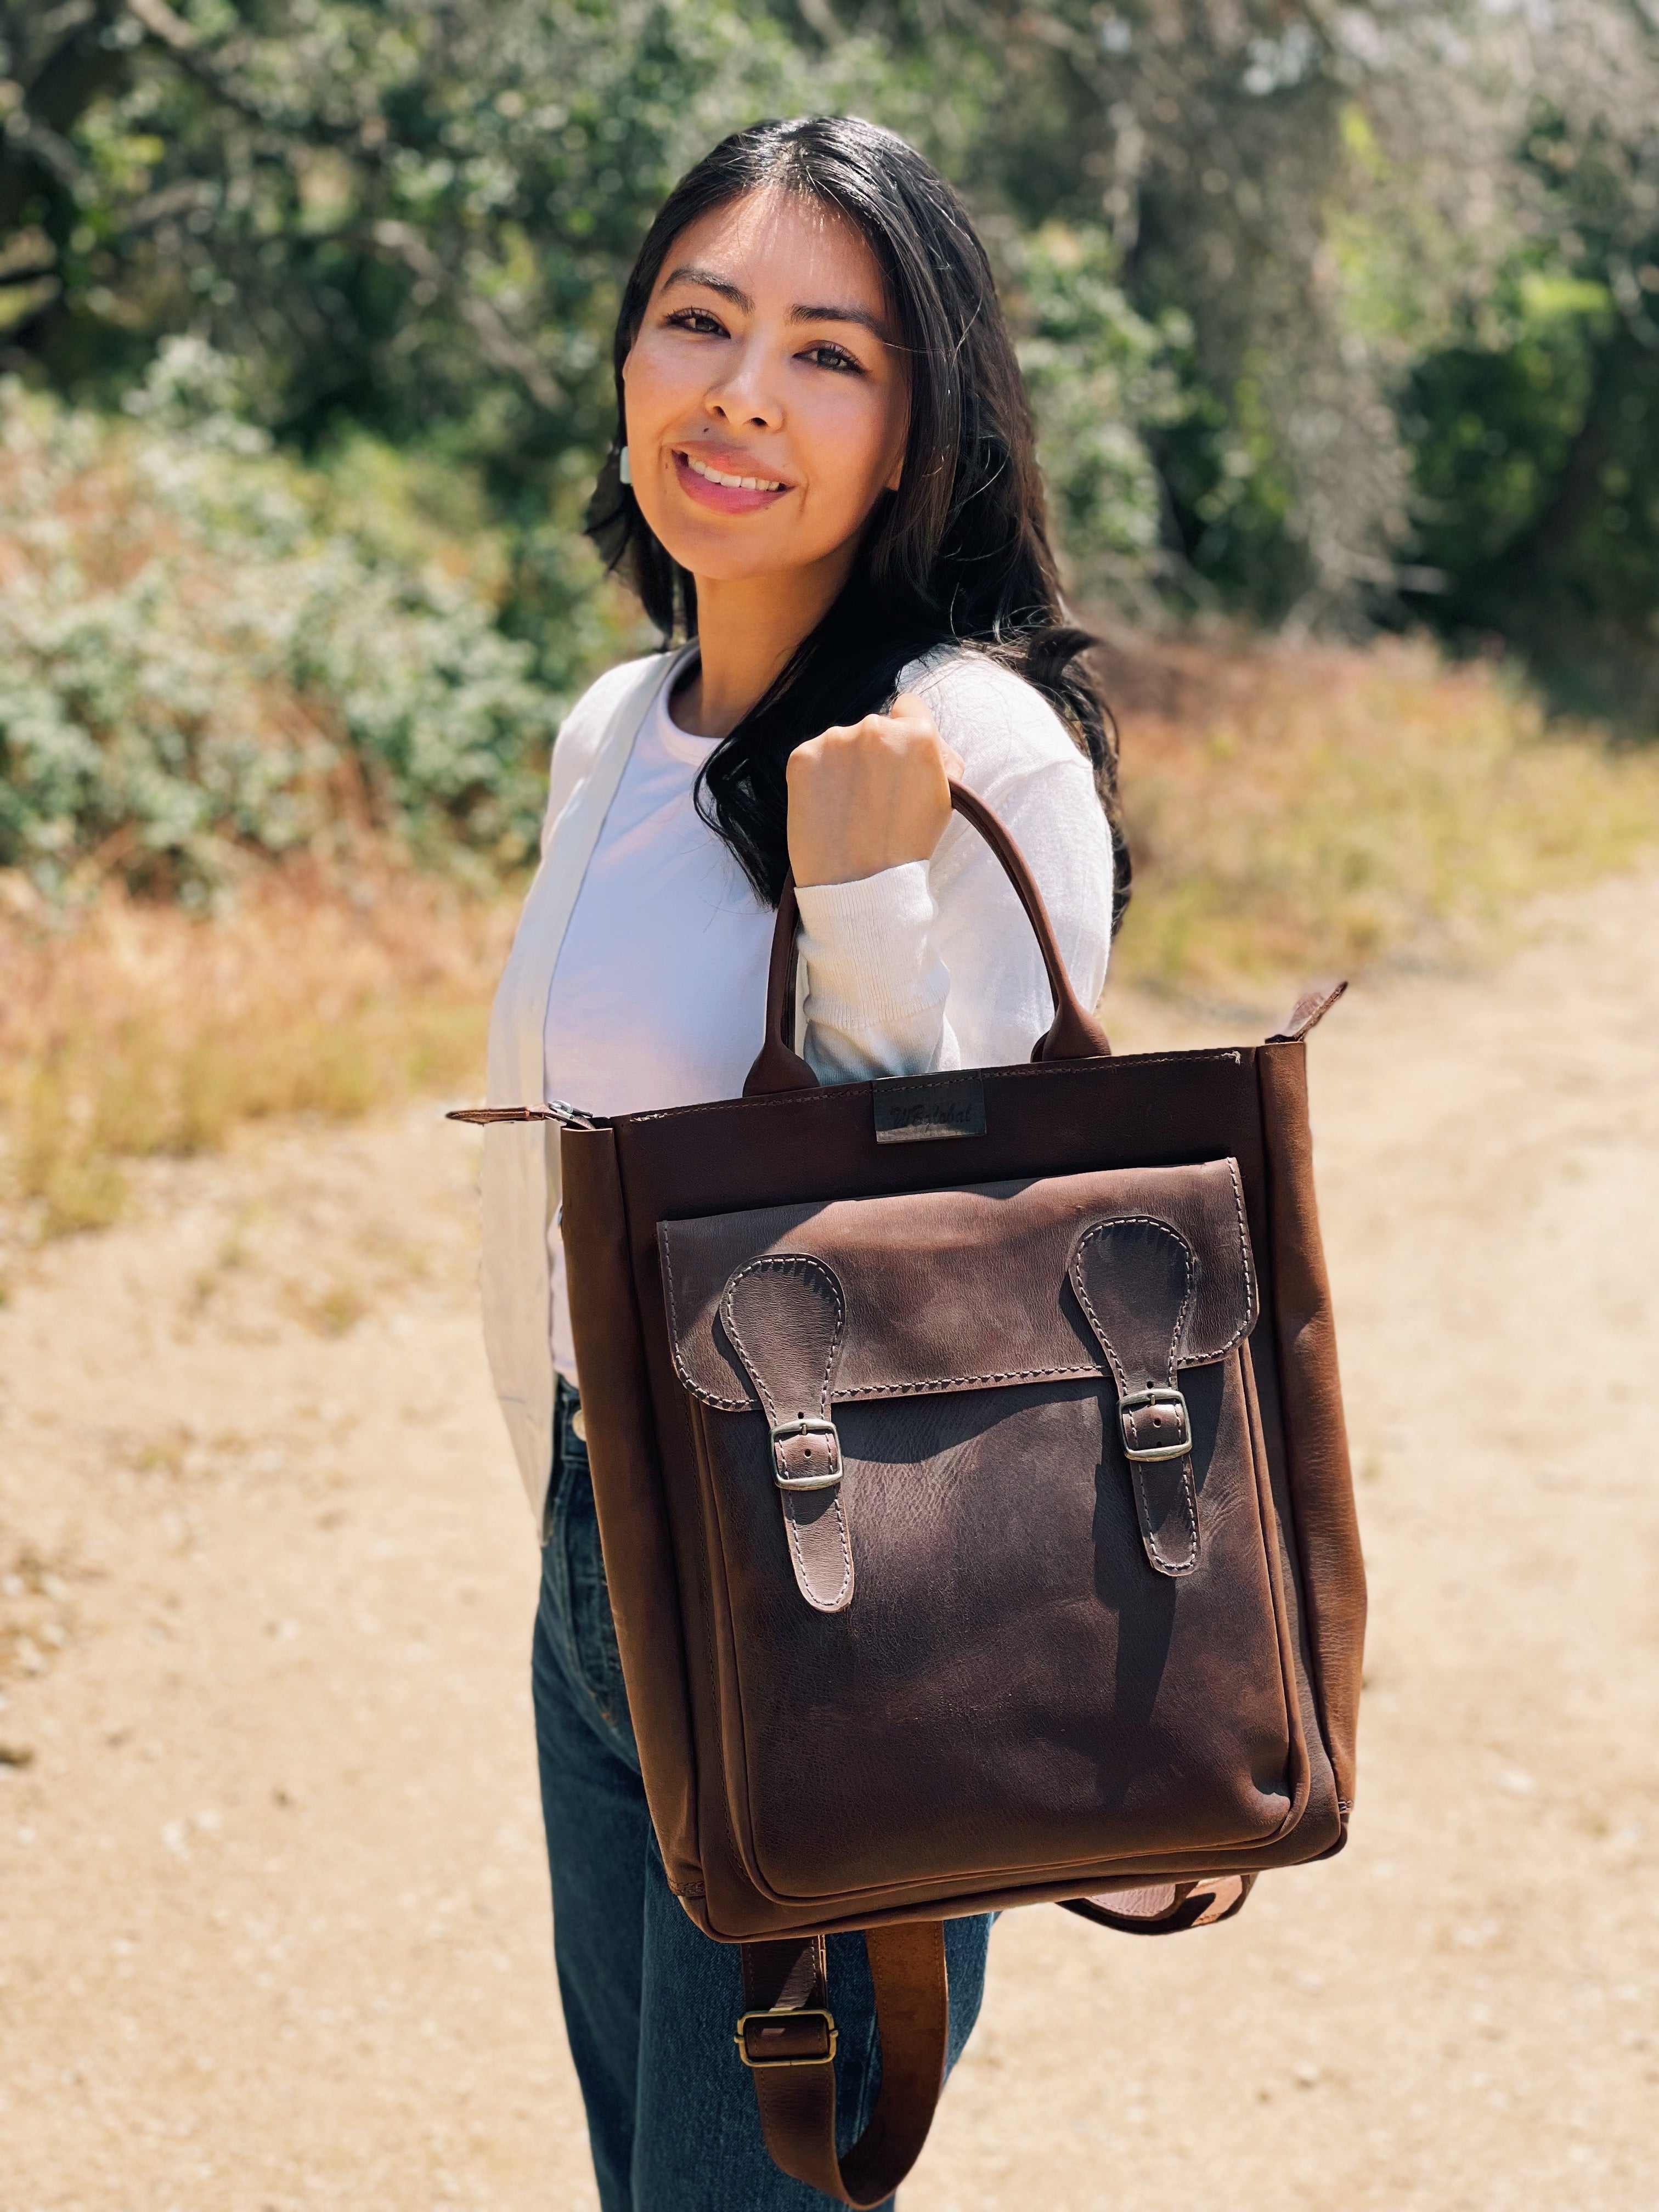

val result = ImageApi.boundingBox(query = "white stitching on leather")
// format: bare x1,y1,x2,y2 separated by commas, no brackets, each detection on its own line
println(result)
784,1491,854,1611
631,1047,1246,1126
1069,1215,1200,1574
1146,1459,1200,1575
1219,1158,1259,1350
720,1255,854,1609
1068,1215,1198,1392
719,1253,845,1422
667,1162,1258,1407
658,1226,694,1376
850,1361,1095,1395
666,1359,1114,1412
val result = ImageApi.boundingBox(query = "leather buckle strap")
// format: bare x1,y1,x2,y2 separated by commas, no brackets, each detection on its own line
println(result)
740,1923,949,2209
1069,1217,1204,1578
770,1415,843,1491
721,1255,856,1612
1117,1386,1192,1463
736,2006,838,2068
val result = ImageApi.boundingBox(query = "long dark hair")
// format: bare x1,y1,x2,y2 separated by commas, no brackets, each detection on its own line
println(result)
588,115,1128,927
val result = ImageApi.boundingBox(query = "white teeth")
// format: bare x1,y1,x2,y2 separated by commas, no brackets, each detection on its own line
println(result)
684,452,783,492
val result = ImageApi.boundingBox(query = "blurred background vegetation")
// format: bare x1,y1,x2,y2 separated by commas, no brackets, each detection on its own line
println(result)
3,0,1658,1234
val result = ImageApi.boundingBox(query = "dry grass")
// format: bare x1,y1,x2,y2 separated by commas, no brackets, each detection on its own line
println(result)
0,862,515,1240
3,631,1656,1244
1100,631,1659,997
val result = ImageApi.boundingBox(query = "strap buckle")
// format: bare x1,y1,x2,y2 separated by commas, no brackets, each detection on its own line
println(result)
769,1415,843,1491
735,2006,839,2068
1118,1386,1192,1462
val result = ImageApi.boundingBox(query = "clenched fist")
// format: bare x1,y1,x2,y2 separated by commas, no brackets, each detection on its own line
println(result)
785,693,966,888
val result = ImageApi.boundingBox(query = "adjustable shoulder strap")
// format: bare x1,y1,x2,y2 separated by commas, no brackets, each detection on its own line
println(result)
737,1922,949,2209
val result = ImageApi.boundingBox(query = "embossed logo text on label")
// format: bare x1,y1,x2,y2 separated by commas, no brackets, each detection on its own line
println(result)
872,1075,986,1144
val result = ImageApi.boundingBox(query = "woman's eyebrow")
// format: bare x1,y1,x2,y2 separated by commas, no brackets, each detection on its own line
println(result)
661,264,889,341
789,302,890,340
662,264,751,308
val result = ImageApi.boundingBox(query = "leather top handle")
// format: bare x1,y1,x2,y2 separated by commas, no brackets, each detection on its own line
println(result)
743,778,1111,1097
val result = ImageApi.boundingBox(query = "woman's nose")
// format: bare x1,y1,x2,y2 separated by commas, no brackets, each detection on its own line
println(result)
706,345,782,431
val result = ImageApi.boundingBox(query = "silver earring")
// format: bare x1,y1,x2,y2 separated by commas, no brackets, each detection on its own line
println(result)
618,444,633,487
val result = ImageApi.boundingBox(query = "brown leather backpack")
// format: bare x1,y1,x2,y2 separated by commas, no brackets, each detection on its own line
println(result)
459,783,1364,2206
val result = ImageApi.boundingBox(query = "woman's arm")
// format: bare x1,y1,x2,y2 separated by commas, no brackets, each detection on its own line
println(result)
790,658,1113,1082
785,692,961,888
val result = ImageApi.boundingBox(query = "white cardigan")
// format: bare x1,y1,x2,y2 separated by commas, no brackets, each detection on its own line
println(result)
481,644,1113,1525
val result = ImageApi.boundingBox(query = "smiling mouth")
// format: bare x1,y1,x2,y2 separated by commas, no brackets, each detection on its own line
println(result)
675,449,789,494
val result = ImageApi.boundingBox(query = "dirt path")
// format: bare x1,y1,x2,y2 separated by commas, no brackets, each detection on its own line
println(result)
4,871,1657,2212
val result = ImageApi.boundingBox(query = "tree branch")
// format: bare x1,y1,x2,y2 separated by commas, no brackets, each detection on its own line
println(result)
2,105,93,193
364,219,565,414
121,0,192,49
121,0,390,156
122,175,218,233
0,224,57,279
13,4,100,76
0,2,125,230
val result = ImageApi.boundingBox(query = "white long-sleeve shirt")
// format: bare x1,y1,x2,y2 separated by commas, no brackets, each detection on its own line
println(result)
483,642,1113,1520
792,645,1111,1081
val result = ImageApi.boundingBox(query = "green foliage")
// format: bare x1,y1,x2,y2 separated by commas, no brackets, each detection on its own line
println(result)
1401,108,1659,720
3,3,919,460
5,0,1659,754
1147,356,1305,619
1009,226,1181,599
1407,272,1612,575
0,370,619,899
0,0,1332,623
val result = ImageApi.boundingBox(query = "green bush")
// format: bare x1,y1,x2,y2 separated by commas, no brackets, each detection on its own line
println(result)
1404,247,1659,724
1009,225,1182,601
0,367,619,900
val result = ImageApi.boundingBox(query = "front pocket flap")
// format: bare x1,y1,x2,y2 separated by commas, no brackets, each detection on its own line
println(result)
661,1160,1256,1412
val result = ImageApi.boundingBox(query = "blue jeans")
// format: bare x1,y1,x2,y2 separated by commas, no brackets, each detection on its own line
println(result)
532,1379,992,2211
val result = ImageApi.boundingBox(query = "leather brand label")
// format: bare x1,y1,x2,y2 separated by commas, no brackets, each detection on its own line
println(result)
872,1074,986,1144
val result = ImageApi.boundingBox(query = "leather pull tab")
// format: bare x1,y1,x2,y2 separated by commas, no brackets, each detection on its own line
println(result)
444,1099,607,1128
1267,978,1347,1042
1069,1217,1203,1577
721,1256,854,1613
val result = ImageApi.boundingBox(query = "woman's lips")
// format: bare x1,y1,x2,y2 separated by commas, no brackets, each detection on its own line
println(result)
672,449,791,515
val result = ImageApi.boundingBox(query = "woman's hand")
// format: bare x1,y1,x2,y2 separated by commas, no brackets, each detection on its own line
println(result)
785,693,965,888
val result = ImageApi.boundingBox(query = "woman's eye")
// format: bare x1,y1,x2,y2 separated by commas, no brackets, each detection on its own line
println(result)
800,343,864,374
665,308,726,336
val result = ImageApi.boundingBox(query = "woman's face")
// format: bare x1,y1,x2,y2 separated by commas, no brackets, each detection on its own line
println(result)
622,188,909,589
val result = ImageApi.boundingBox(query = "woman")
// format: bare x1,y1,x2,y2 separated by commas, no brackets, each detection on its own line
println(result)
479,116,1125,2210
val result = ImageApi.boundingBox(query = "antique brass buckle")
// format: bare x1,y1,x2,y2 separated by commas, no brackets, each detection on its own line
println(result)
769,1415,843,1491
1118,1386,1192,1462
735,2006,839,2068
